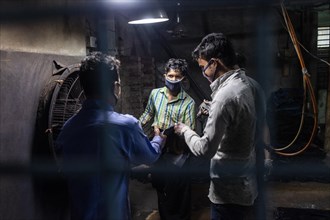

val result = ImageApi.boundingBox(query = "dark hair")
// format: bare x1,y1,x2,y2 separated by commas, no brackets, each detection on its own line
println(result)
235,52,247,68
79,51,120,98
165,58,188,76
192,33,236,67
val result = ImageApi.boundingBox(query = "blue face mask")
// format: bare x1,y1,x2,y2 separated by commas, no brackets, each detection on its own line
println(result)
202,60,215,83
165,78,182,93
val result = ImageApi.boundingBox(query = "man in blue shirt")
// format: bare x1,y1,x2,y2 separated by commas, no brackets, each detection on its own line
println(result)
56,52,165,220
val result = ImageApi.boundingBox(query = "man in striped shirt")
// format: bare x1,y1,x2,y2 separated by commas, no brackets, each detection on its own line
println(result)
139,58,196,220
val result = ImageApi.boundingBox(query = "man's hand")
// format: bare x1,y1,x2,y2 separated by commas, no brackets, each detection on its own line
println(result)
264,158,273,181
154,126,167,139
197,99,211,117
174,122,189,136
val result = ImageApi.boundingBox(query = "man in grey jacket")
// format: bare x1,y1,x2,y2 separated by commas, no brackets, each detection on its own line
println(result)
174,33,263,220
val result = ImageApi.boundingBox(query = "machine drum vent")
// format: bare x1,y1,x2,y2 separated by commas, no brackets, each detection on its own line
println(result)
34,62,86,165
49,70,86,144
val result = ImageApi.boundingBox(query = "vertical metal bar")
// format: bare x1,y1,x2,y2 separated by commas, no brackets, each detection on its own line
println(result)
255,0,274,219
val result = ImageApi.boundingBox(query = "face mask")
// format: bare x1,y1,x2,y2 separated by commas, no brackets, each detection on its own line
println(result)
202,60,215,83
114,93,118,105
114,81,121,105
165,78,182,93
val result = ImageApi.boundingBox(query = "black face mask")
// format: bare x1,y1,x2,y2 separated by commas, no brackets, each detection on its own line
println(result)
165,78,182,93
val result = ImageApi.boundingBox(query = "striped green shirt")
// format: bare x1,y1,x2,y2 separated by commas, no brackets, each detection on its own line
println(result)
140,87,196,134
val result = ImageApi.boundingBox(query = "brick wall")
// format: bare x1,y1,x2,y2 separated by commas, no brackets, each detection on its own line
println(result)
116,56,155,120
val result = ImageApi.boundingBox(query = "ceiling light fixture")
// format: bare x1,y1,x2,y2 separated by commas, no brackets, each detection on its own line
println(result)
128,9,169,24
166,2,186,38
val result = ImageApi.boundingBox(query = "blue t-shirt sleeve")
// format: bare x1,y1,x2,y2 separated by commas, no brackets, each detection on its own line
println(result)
128,120,163,165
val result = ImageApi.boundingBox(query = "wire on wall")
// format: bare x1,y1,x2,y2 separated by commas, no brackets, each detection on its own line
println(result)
271,3,318,156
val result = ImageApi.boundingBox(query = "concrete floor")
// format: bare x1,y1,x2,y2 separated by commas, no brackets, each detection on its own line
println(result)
129,155,330,220
130,180,330,220
266,181,330,219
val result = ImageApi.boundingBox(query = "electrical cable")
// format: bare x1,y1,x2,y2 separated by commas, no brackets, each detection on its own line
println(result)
274,7,330,66
298,41,330,66
271,3,318,156
270,4,307,152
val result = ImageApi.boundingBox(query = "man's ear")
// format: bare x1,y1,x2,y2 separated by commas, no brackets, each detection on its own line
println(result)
207,59,217,70
214,58,227,71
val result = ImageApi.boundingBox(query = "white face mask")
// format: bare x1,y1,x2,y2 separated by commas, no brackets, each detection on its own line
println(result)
202,60,216,83
114,81,121,104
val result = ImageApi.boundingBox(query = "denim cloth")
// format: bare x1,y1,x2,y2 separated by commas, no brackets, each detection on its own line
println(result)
211,202,254,220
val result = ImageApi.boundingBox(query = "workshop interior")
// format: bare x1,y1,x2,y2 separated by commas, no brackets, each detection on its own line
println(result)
0,0,329,219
